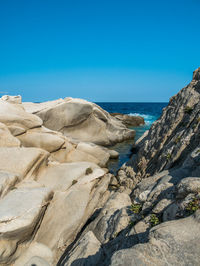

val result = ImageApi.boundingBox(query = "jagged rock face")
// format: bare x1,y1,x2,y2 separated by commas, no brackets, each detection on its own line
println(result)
110,211,200,266
23,98,135,146
124,67,200,179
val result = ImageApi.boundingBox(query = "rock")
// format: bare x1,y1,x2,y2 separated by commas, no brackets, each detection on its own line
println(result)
35,174,110,263
65,149,100,165
8,125,26,136
76,142,110,167
17,128,65,152
0,147,49,178
110,113,145,127
0,98,43,130
60,231,102,266
152,198,172,214
82,192,132,244
0,171,19,199
177,177,200,198
14,242,53,266
37,162,105,192
110,211,200,266
107,149,119,159
23,98,135,146
1,95,22,104
0,186,53,264
0,122,21,147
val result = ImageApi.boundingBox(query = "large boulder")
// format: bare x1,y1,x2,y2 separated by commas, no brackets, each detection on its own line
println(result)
23,98,135,146
17,127,65,153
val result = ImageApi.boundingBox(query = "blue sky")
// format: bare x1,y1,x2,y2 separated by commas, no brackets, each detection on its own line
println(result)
0,0,200,102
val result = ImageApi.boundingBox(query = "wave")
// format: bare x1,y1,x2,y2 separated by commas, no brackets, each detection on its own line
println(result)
128,113,157,126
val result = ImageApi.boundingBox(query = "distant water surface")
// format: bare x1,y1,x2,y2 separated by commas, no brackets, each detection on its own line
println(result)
97,102,168,174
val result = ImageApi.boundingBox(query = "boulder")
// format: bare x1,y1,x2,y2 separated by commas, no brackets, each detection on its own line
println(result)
17,129,65,152
110,113,145,127
23,98,135,146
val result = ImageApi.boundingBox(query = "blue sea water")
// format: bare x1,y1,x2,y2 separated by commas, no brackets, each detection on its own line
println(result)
96,102,168,174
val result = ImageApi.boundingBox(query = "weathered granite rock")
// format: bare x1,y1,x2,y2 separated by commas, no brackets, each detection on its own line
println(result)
0,98,42,130
0,147,49,178
76,142,110,167
35,174,110,264
37,161,105,192
0,186,53,264
17,128,65,152
61,231,102,266
23,98,135,146
82,192,132,244
110,211,200,266
14,242,53,266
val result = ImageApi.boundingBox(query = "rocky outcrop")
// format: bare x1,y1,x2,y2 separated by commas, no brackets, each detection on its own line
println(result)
110,113,145,127
0,95,129,265
58,68,200,266
23,98,135,146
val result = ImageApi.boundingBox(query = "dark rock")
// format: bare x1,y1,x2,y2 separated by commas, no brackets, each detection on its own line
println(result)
110,113,145,127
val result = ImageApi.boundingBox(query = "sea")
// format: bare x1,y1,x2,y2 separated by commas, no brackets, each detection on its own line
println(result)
96,102,168,174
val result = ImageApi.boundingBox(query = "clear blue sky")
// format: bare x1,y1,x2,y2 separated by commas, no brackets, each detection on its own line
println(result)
0,0,200,102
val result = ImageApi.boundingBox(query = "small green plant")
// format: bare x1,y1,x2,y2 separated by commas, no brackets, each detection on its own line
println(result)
150,214,160,227
130,203,142,214
175,136,181,144
192,123,197,129
129,220,135,228
185,197,200,215
72,180,78,185
184,106,193,114
10,186,17,190
85,167,93,175
166,153,172,161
